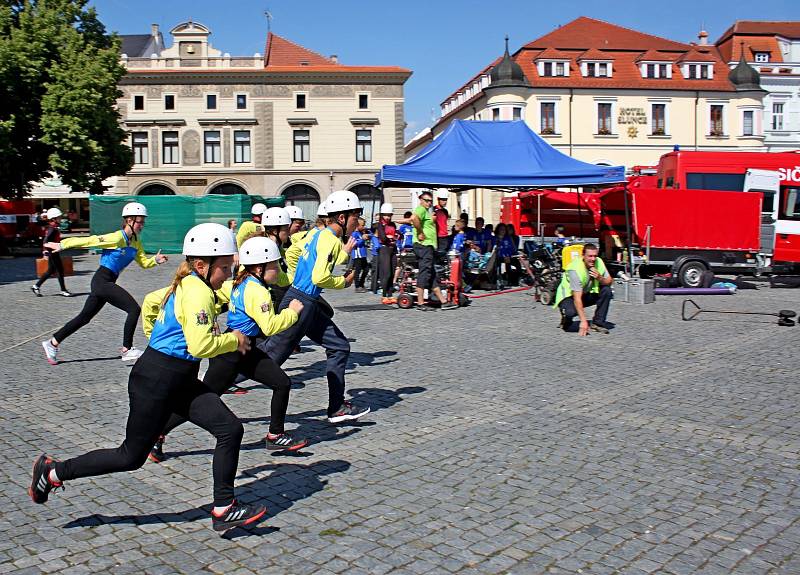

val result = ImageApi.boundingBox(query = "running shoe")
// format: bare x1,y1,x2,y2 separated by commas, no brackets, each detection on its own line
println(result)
31,285,42,297
60,291,72,297
148,436,165,463
223,385,249,395
211,501,267,533
28,454,62,504
42,340,58,365
591,322,610,334
120,348,144,362
265,432,308,451
328,401,371,424
440,301,457,309
381,297,397,305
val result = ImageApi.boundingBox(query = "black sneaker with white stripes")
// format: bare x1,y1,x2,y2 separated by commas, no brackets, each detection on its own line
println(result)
148,436,166,463
265,432,308,452
211,501,267,533
29,454,62,504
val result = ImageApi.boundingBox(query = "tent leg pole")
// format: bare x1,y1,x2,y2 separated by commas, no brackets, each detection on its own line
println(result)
623,185,634,277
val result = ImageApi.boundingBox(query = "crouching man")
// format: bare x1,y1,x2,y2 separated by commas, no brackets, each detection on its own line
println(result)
553,243,613,335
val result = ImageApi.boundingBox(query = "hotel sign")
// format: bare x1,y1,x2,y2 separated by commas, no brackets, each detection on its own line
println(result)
617,107,647,125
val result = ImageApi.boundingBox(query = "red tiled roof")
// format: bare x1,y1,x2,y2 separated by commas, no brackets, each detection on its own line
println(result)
717,21,800,44
533,47,573,60
577,48,615,61
438,59,498,106
265,32,334,67
635,49,677,62
677,48,718,63
717,35,784,63
524,16,689,51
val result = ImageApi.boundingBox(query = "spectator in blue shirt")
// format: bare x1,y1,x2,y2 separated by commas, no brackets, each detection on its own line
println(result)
397,211,415,251
480,223,495,254
350,218,369,292
369,220,382,294
450,220,467,254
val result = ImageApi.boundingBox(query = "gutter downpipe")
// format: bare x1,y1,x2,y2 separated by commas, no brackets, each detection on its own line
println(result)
569,88,574,156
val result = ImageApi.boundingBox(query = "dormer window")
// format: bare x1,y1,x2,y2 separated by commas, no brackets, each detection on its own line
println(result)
682,63,714,80
539,60,569,77
583,62,612,78
754,52,770,63
640,63,671,79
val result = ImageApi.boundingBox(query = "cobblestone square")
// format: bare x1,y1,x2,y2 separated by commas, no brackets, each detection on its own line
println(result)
1,254,799,574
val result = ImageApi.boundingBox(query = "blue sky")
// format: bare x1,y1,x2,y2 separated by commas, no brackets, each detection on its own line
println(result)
92,0,796,141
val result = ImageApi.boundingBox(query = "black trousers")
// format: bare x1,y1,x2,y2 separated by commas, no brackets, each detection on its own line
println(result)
378,246,397,296
163,337,291,436
260,287,350,417
54,348,243,507
35,252,66,291
558,285,613,325
53,266,140,349
352,257,368,288
370,255,380,293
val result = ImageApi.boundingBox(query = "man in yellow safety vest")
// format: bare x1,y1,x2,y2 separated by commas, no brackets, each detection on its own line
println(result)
553,243,613,336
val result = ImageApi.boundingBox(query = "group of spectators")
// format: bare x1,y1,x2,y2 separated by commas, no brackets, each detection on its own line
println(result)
346,190,533,306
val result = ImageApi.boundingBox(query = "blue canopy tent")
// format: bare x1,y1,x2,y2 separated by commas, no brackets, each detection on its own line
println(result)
375,120,625,190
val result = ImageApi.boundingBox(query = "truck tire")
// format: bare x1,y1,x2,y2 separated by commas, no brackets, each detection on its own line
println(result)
678,260,708,288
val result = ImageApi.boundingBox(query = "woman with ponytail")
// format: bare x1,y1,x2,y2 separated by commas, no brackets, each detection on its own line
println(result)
149,235,306,461
41,202,168,364
29,224,268,534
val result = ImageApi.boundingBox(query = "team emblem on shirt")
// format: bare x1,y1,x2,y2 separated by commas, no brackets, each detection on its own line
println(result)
260,302,270,313
196,309,209,325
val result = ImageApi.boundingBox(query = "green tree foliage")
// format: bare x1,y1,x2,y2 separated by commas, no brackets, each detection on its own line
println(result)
0,0,132,199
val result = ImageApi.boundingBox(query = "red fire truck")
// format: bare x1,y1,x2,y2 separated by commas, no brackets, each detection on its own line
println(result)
0,199,41,248
501,150,800,286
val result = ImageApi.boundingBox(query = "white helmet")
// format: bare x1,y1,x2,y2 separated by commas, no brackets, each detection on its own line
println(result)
239,236,281,265
380,202,394,215
251,202,268,216
262,206,291,227
285,205,304,220
183,223,237,256
122,202,147,217
46,207,63,220
437,190,449,200
325,190,361,214
316,201,329,217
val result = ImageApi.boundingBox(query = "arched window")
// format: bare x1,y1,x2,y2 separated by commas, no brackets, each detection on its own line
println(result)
137,184,175,196
350,184,383,224
209,183,247,195
282,184,320,221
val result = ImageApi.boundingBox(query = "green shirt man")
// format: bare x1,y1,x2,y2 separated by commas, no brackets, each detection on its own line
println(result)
412,203,437,248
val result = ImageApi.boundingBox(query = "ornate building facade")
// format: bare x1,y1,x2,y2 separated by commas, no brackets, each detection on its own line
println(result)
115,21,411,221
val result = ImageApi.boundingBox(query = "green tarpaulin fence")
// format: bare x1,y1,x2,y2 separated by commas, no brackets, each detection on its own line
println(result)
89,195,284,254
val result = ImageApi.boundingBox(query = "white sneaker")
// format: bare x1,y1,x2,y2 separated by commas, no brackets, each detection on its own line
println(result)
120,348,144,362
41,340,58,365
60,291,72,297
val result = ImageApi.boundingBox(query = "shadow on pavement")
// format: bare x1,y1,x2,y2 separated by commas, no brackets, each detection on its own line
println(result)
61,459,351,538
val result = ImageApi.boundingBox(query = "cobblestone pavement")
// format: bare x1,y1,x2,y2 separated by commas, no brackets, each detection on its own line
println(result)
1,254,799,574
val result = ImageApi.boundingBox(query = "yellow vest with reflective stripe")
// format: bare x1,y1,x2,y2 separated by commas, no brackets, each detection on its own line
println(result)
553,257,607,308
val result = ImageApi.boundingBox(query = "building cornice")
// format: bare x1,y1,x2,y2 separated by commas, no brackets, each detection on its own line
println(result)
120,70,411,86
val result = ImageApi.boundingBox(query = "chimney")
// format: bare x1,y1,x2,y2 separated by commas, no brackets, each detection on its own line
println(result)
698,29,708,45
151,23,159,38
330,54,338,64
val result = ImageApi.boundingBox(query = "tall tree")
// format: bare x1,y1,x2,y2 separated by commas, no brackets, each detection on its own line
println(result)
0,0,131,199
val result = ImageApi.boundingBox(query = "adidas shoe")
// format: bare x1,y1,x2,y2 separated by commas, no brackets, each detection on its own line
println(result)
148,436,165,463
42,340,58,365
31,285,42,297
265,432,308,452
120,347,144,362
328,401,371,424
60,290,72,297
28,454,62,504
211,501,267,533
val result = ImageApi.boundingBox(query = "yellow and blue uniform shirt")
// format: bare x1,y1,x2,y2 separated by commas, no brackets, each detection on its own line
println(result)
236,220,262,248
217,276,298,337
61,229,157,275
287,227,347,298
142,274,238,361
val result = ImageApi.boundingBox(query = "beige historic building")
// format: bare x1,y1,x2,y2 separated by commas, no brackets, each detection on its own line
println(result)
114,21,411,221
407,17,768,223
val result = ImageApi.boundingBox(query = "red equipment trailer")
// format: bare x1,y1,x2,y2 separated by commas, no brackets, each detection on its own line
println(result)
0,199,41,248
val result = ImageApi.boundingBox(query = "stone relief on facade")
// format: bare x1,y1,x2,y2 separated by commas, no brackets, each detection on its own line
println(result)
178,85,203,97
394,102,404,164
146,86,162,98
182,130,201,166
254,102,273,169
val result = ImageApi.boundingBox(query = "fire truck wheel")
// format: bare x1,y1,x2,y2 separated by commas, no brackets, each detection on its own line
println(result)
678,261,708,288
397,294,414,309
